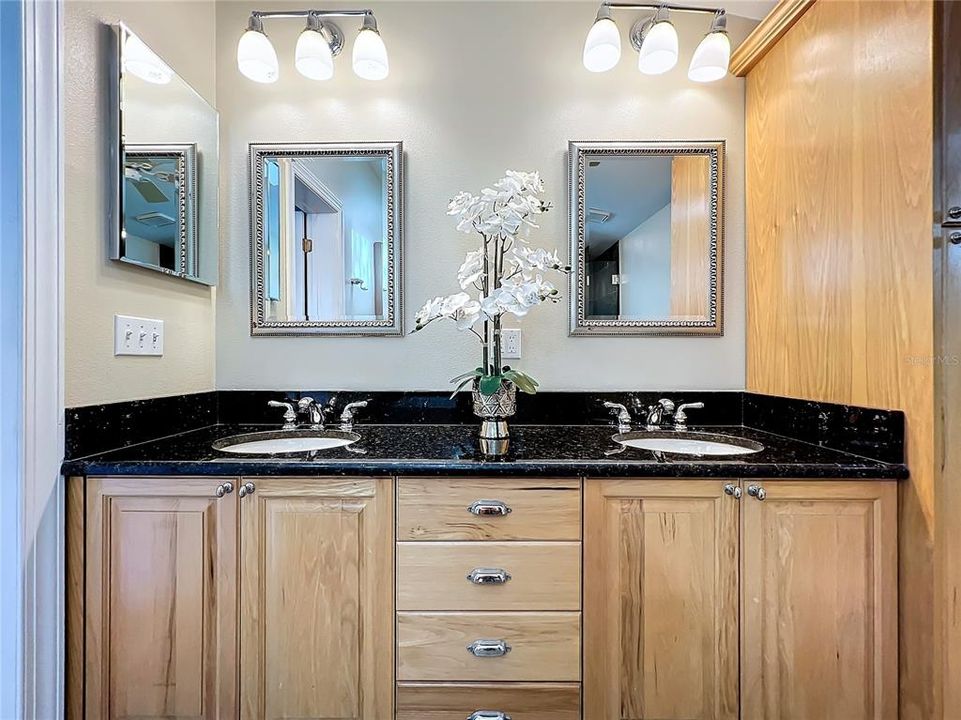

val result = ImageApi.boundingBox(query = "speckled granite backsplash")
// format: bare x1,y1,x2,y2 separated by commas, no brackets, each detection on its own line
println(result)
64,390,905,465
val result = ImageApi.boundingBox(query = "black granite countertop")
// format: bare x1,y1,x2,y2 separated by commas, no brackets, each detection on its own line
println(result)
60,422,909,480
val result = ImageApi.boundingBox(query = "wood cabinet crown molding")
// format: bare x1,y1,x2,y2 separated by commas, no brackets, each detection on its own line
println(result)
729,0,817,76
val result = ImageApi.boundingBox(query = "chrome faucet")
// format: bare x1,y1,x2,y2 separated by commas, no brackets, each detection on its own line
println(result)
603,401,633,430
644,398,676,428
267,400,297,429
297,396,325,426
339,400,369,429
674,402,705,428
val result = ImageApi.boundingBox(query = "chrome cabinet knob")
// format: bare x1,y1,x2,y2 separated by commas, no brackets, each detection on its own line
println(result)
948,206,961,220
215,481,234,498
238,481,256,498
466,568,512,585
747,484,766,501
950,231,961,245
468,712,511,720
723,483,741,499
467,499,512,517
466,639,511,657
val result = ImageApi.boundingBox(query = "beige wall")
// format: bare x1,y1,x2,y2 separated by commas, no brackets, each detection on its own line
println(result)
65,0,217,407
215,1,754,391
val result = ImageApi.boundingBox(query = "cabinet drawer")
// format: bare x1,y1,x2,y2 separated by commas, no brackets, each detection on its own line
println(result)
396,682,581,720
397,478,581,541
397,612,581,682
397,542,581,611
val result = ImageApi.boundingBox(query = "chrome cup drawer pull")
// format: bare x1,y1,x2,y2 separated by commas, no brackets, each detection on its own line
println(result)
467,499,512,517
468,712,511,720
466,639,512,657
466,567,512,585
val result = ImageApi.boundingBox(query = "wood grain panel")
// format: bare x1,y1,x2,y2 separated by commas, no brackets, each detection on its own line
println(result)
239,477,393,720
940,2,961,715
670,155,712,319
397,478,581,541
397,611,581,682
741,481,898,720
729,0,816,76
66,477,84,720
743,2,935,716
397,541,581,611
84,477,237,720
396,682,581,720
583,479,739,720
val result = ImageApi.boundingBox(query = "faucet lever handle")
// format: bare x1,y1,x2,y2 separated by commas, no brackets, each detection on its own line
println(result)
603,401,632,427
267,400,297,424
675,401,705,426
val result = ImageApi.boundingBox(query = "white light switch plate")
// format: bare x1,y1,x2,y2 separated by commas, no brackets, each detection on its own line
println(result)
114,315,164,356
502,328,522,359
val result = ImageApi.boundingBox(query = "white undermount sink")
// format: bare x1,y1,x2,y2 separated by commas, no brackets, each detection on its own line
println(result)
212,429,359,455
613,432,764,456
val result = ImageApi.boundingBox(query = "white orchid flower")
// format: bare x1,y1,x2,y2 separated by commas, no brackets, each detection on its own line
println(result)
414,296,446,328
512,247,562,272
453,299,482,330
457,249,485,289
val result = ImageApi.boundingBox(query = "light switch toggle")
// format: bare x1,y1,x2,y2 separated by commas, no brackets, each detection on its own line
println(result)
114,315,164,356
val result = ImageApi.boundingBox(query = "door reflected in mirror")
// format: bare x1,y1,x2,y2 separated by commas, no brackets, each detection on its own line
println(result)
250,143,403,336
570,141,723,336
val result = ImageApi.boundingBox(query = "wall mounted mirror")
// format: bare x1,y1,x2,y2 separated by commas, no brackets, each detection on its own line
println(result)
569,140,724,336
110,23,219,285
249,142,403,336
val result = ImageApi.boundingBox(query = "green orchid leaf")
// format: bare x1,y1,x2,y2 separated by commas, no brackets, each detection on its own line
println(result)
503,370,537,395
479,374,504,396
449,368,484,384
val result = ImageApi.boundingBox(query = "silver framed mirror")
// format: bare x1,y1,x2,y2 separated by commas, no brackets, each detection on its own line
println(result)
569,140,724,336
249,142,403,336
109,23,219,285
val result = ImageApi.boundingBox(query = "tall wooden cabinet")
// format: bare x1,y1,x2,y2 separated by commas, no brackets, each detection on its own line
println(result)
583,478,897,720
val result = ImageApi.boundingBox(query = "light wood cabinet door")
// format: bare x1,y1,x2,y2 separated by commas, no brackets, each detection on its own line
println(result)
583,479,739,720
84,477,237,720
238,477,393,720
741,481,898,720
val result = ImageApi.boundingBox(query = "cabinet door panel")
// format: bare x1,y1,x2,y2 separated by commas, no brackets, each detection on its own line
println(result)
239,477,393,720
741,481,897,720
584,479,739,720
85,477,236,720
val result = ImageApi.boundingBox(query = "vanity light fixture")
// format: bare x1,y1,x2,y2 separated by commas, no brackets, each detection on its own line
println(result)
688,11,730,82
238,9,388,83
634,6,679,75
583,6,621,73
583,2,730,82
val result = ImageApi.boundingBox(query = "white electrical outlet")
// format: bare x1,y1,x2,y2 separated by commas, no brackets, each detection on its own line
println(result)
114,315,164,356
502,328,522,359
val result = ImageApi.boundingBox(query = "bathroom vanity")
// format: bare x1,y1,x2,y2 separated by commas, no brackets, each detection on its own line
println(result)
62,396,905,720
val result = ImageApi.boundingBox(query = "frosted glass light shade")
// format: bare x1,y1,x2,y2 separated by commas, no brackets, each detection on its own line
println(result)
353,28,389,80
237,28,279,83
123,34,172,84
583,17,621,72
688,31,731,82
637,20,678,75
296,28,334,80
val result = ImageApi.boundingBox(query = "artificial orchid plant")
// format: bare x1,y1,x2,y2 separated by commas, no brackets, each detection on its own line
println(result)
413,170,569,397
